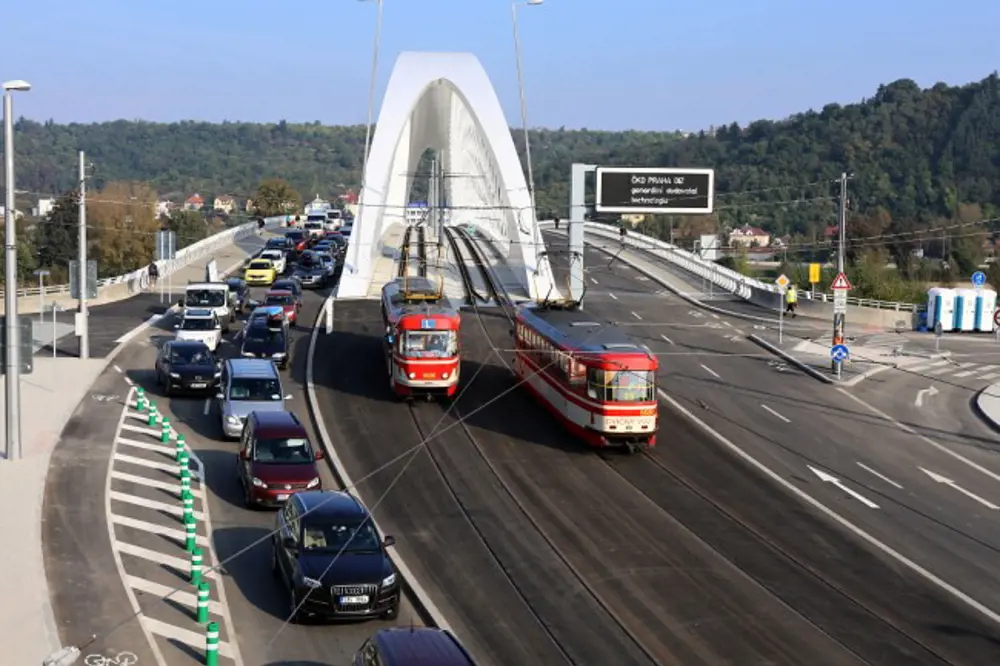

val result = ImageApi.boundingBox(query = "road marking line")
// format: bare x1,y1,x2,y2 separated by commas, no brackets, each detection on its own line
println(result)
115,541,218,579
953,370,978,378
631,311,642,320
909,360,949,373
760,404,790,423
735,329,746,336
110,513,211,547
111,470,201,496
117,437,175,457
142,616,235,660
203,398,211,416
856,462,903,489
114,365,123,374
657,387,1000,627
124,376,134,386
114,452,183,475
722,320,732,327
127,575,223,614
590,277,598,284
926,365,958,375
700,364,720,379
114,314,164,346
122,423,165,437
838,389,1000,485
110,490,204,521
660,334,674,345
979,372,1000,381
609,293,618,300
710,313,720,319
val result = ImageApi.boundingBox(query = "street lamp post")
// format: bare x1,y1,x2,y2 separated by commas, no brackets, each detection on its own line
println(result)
511,0,542,216
3,79,31,461
352,0,384,278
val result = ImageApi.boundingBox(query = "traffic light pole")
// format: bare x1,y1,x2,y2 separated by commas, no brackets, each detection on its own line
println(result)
4,90,21,460
78,150,89,359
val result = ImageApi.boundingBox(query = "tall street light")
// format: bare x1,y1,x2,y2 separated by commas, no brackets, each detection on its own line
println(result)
511,0,542,218
3,79,30,461
359,0,384,207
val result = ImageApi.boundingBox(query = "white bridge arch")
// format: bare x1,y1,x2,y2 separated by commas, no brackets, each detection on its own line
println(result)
336,51,556,300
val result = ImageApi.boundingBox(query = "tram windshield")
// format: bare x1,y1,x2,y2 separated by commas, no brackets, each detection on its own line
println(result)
400,330,457,358
586,368,655,402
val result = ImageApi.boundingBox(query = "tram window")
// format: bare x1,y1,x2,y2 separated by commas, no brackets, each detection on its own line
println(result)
586,368,654,402
401,330,457,357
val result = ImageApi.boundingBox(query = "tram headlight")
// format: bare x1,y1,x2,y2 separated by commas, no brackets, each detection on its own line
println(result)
408,372,416,379
441,371,449,379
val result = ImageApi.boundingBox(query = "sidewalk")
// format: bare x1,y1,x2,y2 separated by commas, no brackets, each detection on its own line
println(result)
975,383,1000,431
0,231,268,666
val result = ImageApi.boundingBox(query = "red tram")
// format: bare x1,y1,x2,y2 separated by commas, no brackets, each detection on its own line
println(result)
380,277,461,400
513,303,659,451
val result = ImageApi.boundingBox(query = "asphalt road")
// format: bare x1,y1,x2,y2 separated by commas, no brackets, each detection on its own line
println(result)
43,265,423,666
542,232,1000,663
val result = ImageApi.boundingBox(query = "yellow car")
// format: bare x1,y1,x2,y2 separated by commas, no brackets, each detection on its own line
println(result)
244,258,277,285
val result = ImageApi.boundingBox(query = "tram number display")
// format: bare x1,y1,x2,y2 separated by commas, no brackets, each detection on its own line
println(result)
422,372,436,379
420,319,437,329
605,415,654,430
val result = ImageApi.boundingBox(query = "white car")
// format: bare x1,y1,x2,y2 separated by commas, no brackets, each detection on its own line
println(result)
259,249,286,274
174,309,223,351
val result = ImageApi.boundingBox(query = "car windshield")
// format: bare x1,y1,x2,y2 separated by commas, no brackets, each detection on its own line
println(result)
170,347,213,365
266,240,284,248
253,437,314,463
301,521,381,553
586,368,655,402
262,252,282,261
246,329,285,346
249,261,271,270
265,294,293,306
401,330,457,357
229,377,282,401
186,290,225,307
180,318,215,331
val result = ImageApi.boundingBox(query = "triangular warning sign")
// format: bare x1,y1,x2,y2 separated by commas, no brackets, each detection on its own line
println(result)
831,272,852,290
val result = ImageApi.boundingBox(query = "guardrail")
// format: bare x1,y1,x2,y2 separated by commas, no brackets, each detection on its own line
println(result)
539,220,921,314
2,216,284,300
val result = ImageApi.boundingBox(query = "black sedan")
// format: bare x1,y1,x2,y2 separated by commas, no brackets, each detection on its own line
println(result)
155,340,222,396
240,324,291,369
226,277,251,312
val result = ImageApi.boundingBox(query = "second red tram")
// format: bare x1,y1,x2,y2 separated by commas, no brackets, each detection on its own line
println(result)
380,277,461,400
513,303,659,450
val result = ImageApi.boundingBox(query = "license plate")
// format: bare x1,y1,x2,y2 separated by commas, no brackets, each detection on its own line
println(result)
275,494,289,501
606,417,639,430
422,372,435,379
340,595,369,604
189,383,206,388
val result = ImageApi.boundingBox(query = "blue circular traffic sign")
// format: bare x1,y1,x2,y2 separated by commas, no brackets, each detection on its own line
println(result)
831,344,850,362
972,270,987,287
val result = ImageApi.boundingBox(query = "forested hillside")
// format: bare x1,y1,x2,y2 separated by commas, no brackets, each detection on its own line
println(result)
13,73,1000,244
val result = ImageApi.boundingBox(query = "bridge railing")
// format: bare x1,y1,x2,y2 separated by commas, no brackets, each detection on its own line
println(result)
2,216,283,299
540,220,920,314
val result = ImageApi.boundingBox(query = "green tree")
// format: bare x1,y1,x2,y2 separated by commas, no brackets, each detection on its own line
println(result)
89,181,160,276
165,210,207,249
253,179,301,217
35,193,78,278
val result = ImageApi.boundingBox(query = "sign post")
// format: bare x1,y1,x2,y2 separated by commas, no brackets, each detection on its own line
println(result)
830,271,852,373
972,270,986,292
808,263,821,299
831,343,850,381
33,269,50,328
775,274,790,344
595,167,715,215
934,320,943,353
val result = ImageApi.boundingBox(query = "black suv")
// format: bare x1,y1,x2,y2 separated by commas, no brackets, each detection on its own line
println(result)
354,628,477,666
240,323,290,369
154,340,221,395
272,491,400,622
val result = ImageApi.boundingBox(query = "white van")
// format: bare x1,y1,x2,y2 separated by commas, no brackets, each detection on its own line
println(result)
184,282,234,331
324,209,343,231
304,212,326,237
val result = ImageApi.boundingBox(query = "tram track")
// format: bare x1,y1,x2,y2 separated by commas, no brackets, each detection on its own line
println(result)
398,225,412,278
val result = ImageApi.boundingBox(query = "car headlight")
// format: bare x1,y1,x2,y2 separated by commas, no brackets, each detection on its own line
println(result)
272,352,286,359
381,573,396,588
170,372,181,378
214,371,222,377
226,415,241,426
242,351,255,357
250,476,265,488
306,477,320,489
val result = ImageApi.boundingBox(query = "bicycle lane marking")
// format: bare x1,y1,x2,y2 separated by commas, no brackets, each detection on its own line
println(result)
105,386,243,665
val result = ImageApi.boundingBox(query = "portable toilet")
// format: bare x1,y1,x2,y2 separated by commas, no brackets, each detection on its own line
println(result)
926,287,955,332
954,288,978,332
974,288,997,332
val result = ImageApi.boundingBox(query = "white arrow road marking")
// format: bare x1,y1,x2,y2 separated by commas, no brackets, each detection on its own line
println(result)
808,466,880,508
920,468,999,509
688,310,704,318
914,385,940,408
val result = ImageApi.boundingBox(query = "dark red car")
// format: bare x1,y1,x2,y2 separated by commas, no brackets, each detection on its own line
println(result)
263,289,300,326
237,411,324,508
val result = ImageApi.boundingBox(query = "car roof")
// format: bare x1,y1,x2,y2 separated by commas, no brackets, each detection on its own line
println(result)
168,340,211,350
250,305,284,316
183,308,214,318
373,628,475,665
226,358,280,378
265,290,293,297
248,258,273,264
225,277,245,286
295,490,366,519
251,410,306,436
272,279,298,288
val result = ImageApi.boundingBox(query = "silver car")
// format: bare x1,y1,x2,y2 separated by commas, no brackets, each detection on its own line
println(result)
315,251,336,277
217,358,290,438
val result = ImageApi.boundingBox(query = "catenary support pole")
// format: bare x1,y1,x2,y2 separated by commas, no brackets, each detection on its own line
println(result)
78,150,90,359
4,90,22,460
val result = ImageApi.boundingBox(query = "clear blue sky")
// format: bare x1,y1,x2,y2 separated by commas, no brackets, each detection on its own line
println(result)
8,0,998,131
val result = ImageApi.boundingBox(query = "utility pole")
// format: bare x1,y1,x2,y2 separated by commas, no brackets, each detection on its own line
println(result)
832,172,849,371
78,150,89,359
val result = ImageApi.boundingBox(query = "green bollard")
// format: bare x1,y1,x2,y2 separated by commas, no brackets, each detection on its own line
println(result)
147,405,158,427
205,620,219,666
180,468,191,494
161,420,171,443
182,491,194,521
175,434,186,461
196,581,210,623
190,548,203,586
136,387,146,411
178,450,190,471
185,514,197,552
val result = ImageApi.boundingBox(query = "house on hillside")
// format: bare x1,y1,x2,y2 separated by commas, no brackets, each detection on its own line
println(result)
728,225,770,247
156,200,180,217
34,197,55,218
824,225,839,242
213,195,236,214
184,193,204,211
245,199,256,213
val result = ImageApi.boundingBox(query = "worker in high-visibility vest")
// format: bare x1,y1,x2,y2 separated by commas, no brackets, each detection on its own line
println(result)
785,285,798,317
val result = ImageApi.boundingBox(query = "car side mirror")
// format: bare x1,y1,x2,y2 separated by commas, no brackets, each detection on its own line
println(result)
240,449,249,460
281,536,297,551
314,449,325,460
383,535,396,547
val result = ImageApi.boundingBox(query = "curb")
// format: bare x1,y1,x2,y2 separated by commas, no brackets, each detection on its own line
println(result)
303,292,453,632
746,333,834,384
973,383,1000,434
